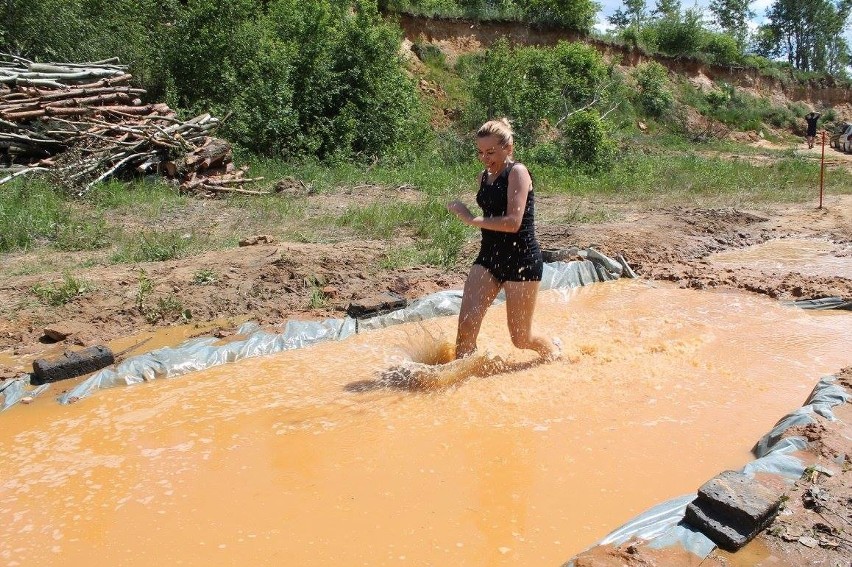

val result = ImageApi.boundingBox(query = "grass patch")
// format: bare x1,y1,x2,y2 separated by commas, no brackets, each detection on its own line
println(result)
3,142,849,275
243,154,475,197
135,269,190,323
192,268,218,285
544,202,619,224
304,275,329,309
531,152,852,204
112,231,199,263
337,201,423,238
0,178,65,252
379,245,422,269
53,215,113,252
1,177,188,255
32,273,91,306
338,196,472,268
87,179,184,210
223,193,307,240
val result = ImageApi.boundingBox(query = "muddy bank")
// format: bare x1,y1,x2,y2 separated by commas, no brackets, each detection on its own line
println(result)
2,194,851,376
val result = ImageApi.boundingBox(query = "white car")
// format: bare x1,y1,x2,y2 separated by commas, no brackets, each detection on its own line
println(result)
840,124,852,152
829,122,849,148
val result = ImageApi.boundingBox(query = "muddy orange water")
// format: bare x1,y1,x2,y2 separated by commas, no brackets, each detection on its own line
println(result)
709,237,852,279
2,280,850,566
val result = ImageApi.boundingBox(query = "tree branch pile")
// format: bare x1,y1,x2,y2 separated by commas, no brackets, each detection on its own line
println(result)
0,54,261,196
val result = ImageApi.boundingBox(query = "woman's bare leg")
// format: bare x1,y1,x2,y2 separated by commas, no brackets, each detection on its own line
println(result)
455,264,502,359
503,280,559,359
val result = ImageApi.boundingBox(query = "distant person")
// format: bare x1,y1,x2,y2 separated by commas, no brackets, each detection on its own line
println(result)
447,118,560,361
805,111,821,148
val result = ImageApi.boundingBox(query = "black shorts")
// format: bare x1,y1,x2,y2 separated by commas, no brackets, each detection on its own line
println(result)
474,249,543,283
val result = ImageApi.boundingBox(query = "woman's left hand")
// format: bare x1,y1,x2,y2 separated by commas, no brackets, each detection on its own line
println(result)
447,200,472,222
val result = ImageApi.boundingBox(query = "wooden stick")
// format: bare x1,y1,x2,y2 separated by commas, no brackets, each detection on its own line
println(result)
194,184,268,195
0,166,48,184
202,176,265,186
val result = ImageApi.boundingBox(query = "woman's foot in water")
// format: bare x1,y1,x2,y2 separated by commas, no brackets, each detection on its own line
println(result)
544,337,562,361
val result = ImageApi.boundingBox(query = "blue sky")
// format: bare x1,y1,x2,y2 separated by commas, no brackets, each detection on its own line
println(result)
593,0,776,34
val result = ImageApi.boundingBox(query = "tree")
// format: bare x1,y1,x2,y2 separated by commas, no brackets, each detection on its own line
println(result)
522,0,600,32
709,0,753,48
646,6,706,55
624,0,648,28
651,0,681,19
757,0,852,74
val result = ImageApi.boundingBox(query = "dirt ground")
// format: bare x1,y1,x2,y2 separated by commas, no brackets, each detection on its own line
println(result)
1,143,851,566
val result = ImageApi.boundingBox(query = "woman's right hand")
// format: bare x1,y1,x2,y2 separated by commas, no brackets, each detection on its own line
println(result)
447,200,472,222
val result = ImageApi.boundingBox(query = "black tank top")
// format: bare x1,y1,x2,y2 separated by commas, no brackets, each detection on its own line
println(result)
475,162,539,258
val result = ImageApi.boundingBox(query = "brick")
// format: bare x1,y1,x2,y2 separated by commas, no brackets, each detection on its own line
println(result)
684,470,783,551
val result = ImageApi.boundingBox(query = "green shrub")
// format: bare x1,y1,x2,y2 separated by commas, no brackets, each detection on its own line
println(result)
633,62,673,117
521,0,598,32
788,101,810,118
412,41,446,67
433,129,473,165
468,39,613,147
192,268,218,285
558,109,616,170
526,141,565,166
618,26,643,49
650,10,704,56
702,32,741,65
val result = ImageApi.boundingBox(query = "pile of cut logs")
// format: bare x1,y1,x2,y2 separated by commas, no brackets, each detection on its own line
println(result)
0,54,263,196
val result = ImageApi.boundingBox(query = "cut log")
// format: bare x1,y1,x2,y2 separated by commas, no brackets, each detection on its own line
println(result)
31,345,115,385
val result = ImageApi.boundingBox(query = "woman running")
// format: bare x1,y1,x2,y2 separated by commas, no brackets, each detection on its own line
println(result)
447,118,559,360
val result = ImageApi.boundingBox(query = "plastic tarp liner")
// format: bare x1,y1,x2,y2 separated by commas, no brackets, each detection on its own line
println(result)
563,374,849,564
39,253,629,407
358,258,618,333
0,378,49,410
56,317,356,404
357,290,464,332
753,375,850,458
784,297,852,310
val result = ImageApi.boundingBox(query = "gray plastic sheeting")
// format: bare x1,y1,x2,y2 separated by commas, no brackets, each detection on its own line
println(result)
56,317,356,404
562,374,849,565
358,258,613,332
44,253,626,407
0,378,49,411
784,297,852,310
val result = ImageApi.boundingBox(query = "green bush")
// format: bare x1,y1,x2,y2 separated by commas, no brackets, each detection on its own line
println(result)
763,106,795,129
648,10,704,56
520,0,598,32
526,141,565,166
702,32,741,65
558,110,616,170
633,62,673,117
412,41,447,67
467,40,618,168
6,0,430,163
468,39,613,146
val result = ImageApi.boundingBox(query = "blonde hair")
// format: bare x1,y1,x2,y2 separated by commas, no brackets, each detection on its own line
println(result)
477,118,513,147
